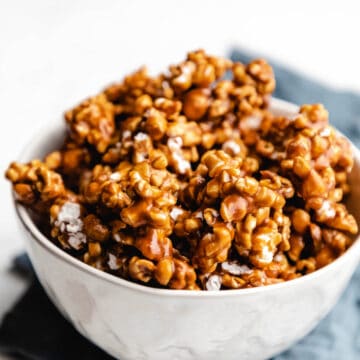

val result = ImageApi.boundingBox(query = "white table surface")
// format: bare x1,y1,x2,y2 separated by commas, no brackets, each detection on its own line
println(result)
1,0,360,358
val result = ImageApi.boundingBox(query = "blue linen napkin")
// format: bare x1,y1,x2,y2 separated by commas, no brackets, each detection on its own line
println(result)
0,49,359,360
231,49,360,360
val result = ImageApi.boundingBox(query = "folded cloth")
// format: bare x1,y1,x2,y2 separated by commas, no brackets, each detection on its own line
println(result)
1,49,360,360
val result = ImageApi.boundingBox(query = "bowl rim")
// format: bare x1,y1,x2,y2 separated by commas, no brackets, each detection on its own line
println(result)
14,98,360,298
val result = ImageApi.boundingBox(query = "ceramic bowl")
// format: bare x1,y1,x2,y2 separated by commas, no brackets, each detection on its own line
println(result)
13,98,360,360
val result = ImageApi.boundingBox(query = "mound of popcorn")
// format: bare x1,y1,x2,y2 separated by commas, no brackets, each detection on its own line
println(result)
6,50,358,290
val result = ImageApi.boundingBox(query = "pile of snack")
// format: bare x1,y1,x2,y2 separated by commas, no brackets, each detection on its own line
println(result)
6,50,358,290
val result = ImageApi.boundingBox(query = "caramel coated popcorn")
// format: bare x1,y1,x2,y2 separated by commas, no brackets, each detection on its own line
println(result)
6,50,358,290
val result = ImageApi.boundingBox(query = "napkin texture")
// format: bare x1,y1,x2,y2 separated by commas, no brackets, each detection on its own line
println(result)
0,49,359,359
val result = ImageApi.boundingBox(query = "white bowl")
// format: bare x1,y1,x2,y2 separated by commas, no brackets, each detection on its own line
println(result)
13,99,360,360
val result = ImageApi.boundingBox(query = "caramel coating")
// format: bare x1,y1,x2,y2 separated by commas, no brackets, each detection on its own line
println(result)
65,94,115,153
6,160,65,209
5,50,358,291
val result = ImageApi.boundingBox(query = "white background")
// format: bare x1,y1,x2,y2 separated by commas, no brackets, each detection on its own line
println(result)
1,0,360,357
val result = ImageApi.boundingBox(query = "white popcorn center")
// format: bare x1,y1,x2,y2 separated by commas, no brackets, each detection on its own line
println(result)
317,200,336,219
260,246,274,264
319,127,331,137
221,261,252,276
222,140,241,155
54,202,86,250
167,137,191,174
256,233,274,264
245,115,262,130
108,253,121,270
170,206,185,221
109,172,121,181
206,274,222,291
